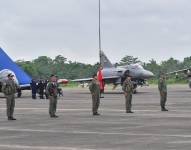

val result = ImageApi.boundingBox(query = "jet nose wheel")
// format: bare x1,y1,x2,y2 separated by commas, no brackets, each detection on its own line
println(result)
133,89,137,94
189,81,191,88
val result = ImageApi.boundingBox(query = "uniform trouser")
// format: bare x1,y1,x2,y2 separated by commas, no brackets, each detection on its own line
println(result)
92,94,100,114
32,89,36,99
125,94,132,112
49,96,57,117
6,94,15,118
32,94,36,99
39,91,44,99
160,92,167,109
32,91,36,99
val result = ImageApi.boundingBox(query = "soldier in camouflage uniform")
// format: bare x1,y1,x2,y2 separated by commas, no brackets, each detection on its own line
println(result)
158,73,168,111
2,74,17,120
122,75,134,113
46,75,59,118
89,74,100,116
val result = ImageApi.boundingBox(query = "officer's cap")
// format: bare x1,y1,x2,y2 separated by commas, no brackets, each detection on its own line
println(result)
7,73,14,77
50,74,55,78
124,70,130,76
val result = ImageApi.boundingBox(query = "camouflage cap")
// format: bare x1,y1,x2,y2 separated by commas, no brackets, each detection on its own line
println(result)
159,72,166,76
125,70,131,77
92,73,97,78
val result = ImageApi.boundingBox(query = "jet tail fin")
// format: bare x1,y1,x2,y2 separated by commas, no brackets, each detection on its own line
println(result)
100,51,113,68
0,47,32,85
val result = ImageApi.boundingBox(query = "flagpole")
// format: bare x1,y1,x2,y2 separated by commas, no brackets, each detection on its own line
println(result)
99,0,101,64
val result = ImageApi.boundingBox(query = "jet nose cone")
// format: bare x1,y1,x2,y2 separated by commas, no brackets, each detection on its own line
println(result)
144,71,154,78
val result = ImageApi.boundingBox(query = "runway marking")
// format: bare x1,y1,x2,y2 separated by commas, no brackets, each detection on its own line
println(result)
169,141,191,144
0,145,96,150
0,135,28,140
0,127,191,138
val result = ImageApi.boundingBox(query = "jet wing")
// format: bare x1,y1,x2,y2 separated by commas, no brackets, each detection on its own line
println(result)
167,68,191,75
71,76,120,82
71,78,93,82
19,84,31,90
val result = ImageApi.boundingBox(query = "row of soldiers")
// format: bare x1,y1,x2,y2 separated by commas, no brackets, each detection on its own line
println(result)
1,72,167,120
30,78,63,100
2,74,59,120
89,73,168,115
30,79,48,99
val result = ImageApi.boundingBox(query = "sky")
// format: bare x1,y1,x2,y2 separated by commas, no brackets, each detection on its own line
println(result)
0,0,191,64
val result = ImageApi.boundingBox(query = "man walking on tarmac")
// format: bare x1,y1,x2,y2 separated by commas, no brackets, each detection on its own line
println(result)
158,73,168,111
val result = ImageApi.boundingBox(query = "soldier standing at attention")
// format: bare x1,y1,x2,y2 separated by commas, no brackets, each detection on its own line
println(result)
46,75,58,118
89,74,100,116
38,80,45,99
122,75,134,113
30,79,37,99
158,73,168,111
2,74,17,120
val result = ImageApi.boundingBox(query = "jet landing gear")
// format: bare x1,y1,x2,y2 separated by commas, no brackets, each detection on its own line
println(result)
133,84,137,94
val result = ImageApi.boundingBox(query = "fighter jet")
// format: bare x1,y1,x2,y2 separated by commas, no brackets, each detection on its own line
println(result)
0,47,32,92
167,68,191,88
72,51,154,93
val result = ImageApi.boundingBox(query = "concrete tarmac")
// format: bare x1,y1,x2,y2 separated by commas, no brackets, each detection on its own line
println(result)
0,85,191,150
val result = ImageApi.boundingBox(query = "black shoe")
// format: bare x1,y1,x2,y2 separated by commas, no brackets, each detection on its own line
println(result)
93,113,100,116
50,115,59,118
126,111,134,113
8,117,16,120
161,108,168,111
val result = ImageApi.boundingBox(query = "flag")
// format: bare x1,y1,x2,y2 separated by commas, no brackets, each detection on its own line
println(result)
97,68,104,90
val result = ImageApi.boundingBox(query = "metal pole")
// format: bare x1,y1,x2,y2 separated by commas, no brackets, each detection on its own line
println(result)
99,0,101,64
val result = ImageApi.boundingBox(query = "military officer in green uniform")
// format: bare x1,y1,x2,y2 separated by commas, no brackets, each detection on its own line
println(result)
46,74,59,118
158,73,168,111
89,74,100,116
122,75,134,113
2,74,17,120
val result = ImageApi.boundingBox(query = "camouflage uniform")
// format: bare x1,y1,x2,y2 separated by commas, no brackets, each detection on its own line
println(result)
46,82,58,117
158,77,168,111
122,78,134,113
89,79,100,115
2,79,17,120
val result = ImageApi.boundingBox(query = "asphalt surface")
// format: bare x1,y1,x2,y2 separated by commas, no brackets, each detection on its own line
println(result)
0,85,191,150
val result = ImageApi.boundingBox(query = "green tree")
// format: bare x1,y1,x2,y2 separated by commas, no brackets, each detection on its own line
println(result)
183,56,191,68
144,59,161,78
119,55,141,66
160,57,182,73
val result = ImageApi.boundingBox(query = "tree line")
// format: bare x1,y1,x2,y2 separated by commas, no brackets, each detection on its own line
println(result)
16,54,191,81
